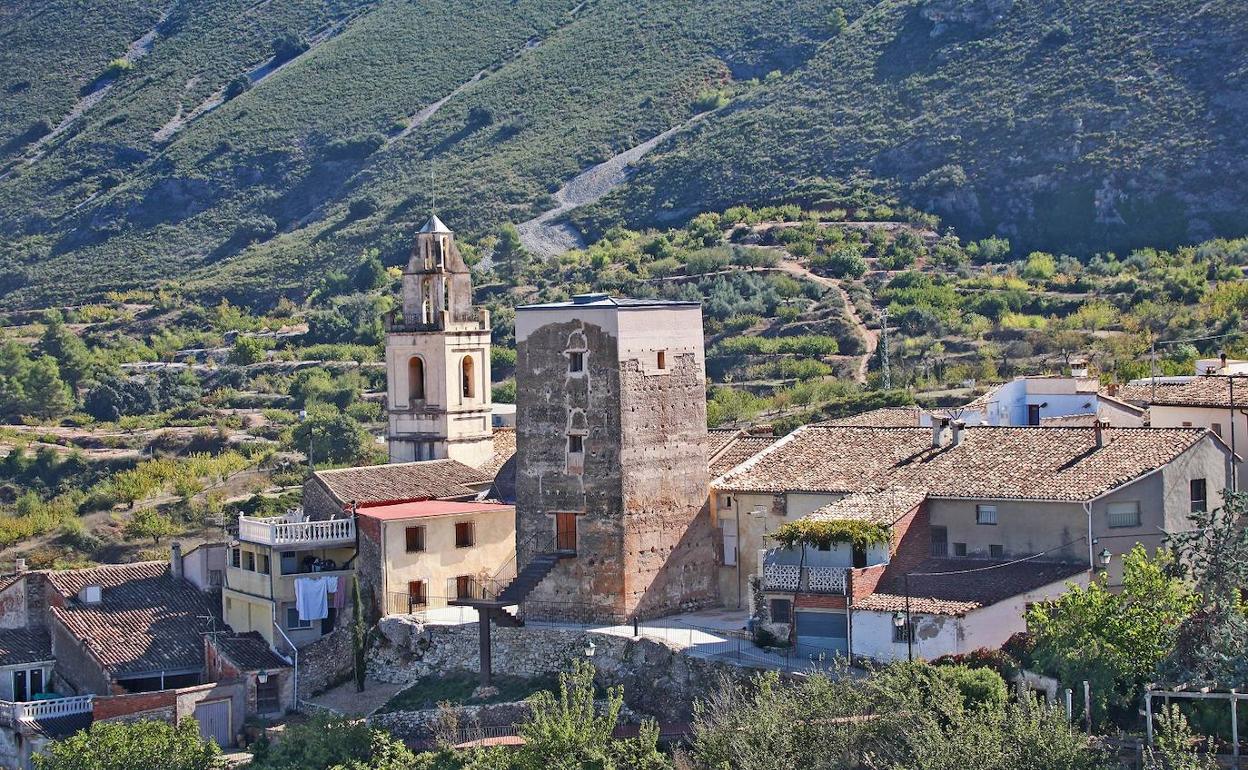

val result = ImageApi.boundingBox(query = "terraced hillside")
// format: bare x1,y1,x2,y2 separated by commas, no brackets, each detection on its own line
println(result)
1,0,1245,308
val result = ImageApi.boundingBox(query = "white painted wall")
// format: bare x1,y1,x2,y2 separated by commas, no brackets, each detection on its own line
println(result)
850,572,1090,662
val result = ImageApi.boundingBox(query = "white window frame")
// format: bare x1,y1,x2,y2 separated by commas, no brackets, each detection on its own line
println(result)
1106,501,1141,528
976,504,998,525
285,607,313,630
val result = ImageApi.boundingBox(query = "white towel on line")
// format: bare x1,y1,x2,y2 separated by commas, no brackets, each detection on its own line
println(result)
295,576,332,621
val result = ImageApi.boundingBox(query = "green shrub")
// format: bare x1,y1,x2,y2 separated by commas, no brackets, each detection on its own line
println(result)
936,665,1009,710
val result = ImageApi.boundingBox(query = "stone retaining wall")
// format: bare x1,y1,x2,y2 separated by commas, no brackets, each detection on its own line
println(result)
371,617,747,723
299,626,354,700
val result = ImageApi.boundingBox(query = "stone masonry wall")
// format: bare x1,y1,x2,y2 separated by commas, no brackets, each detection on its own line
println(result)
515,320,626,621
297,626,353,700
618,352,718,619
370,617,747,723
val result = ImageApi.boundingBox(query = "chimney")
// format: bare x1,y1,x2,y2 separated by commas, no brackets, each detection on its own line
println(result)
931,417,950,449
13,558,26,574
1107,383,1119,397
1093,420,1107,449
950,420,966,447
170,541,184,581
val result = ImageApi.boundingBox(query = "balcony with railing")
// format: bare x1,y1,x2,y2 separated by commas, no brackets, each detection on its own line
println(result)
0,695,94,727
761,564,848,595
238,514,355,547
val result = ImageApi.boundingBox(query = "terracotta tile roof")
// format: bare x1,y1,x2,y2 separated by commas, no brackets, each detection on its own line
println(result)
0,573,24,595
213,632,289,671
1039,413,1097,427
822,406,926,427
854,558,1087,616
478,429,516,477
708,429,742,458
357,499,513,522
715,425,1213,501
709,434,779,478
46,562,218,678
1114,378,1239,409
0,627,52,666
807,488,927,525
313,459,491,505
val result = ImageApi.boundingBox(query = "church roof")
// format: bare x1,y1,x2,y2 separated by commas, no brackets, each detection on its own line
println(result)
419,214,452,234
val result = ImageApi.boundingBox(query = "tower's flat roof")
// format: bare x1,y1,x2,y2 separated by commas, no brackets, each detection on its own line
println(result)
518,293,701,310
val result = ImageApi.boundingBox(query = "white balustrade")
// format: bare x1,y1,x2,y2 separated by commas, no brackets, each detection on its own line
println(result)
763,564,800,591
761,564,847,594
11,695,94,722
806,567,848,594
238,515,355,546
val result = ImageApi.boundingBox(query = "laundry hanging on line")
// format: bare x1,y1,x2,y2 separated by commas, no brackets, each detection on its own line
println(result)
295,576,335,621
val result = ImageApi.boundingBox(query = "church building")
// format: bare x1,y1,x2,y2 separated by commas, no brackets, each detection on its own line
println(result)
384,216,494,467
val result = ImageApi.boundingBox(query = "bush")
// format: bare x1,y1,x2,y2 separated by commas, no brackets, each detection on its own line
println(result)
936,665,1009,710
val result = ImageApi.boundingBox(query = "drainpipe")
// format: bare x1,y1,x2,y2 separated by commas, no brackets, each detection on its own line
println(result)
734,503,743,610
1083,501,1094,575
274,619,299,711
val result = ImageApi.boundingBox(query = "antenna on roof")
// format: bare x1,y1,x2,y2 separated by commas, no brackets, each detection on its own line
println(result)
430,161,437,217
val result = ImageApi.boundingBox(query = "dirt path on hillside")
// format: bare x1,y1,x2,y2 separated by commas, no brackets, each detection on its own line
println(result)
155,9,365,142
386,37,543,149
517,114,707,258
777,259,877,384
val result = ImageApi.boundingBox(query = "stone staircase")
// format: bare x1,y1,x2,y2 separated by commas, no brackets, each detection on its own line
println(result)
450,547,572,628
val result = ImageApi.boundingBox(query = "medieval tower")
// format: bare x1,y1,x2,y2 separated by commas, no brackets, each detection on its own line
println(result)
384,216,493,467
512,294,719,621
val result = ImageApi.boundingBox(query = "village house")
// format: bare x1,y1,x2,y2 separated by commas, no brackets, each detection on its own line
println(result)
0,547,292,768
223,509,357,651
1114,367,1247,488
715,420,1233,659
355,499,516,617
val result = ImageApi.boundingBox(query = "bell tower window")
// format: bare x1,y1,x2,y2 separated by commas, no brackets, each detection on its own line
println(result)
462,355,476,399
408,357,425,403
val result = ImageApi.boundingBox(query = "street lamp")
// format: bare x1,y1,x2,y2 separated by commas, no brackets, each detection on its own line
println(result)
1098,548,1112,568
583,639,597,658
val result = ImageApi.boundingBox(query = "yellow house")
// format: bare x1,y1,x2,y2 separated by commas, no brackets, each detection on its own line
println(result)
355,500,515,616
223,513,357,650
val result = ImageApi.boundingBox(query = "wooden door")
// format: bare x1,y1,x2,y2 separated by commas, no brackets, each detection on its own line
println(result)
556,512,577,552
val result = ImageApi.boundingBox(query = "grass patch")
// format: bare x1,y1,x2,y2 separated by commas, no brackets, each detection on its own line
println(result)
377,672,567,713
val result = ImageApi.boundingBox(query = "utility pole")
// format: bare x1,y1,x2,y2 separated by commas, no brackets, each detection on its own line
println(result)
881,308,891,390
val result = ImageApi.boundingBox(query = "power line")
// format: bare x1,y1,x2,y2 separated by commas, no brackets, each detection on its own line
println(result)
908,535,1089,578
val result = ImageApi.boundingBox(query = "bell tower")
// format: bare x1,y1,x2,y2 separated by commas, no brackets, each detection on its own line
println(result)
384,216,494,466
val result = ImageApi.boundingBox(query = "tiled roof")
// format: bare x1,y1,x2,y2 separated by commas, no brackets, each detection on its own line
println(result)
822,406,926,427
1115,378,1238,409
46,562,218,677
715,425,1212,501
0,573,24,595
0,627,52,666
358,499,513,522
854,558,1087,616
213,632,289,671
314,459,491,505
1039,413,1097,427
478,429,516,477
807,488,927,525
709,432,779,479
708,429,742,458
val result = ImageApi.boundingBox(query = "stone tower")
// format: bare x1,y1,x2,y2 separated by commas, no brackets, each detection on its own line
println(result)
384,216,493,467
513,293,719,621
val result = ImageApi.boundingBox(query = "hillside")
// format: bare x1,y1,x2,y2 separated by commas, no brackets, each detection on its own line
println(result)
1,0,1245,309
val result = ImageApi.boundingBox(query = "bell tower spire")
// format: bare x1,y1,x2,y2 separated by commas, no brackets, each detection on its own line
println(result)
384,216,494,466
